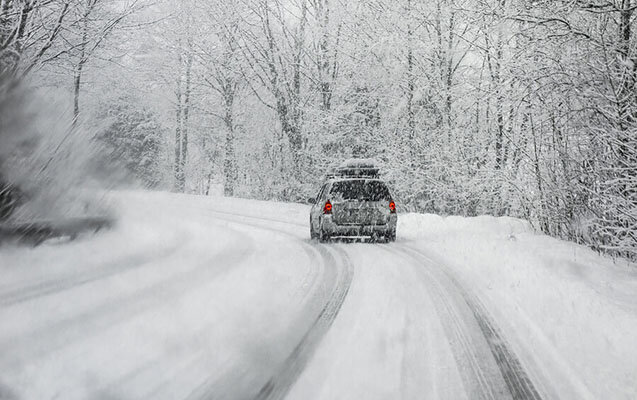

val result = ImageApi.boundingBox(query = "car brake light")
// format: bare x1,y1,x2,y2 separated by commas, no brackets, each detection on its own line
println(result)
323,200,332,214
389,201,396,213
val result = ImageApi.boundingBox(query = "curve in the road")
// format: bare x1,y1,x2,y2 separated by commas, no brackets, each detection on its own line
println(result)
0,238,185,307
203,209,542,400
0,225,256,369
176,209,355,400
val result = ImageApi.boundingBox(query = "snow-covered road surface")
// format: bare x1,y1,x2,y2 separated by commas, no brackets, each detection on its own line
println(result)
0,191,635,399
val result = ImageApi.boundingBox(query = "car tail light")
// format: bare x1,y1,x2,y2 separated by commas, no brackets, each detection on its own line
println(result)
323,200,332,214
389,201,396,213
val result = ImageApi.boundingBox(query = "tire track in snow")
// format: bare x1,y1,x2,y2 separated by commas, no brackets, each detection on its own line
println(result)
253,245,353,400
0,228,255,369
380,245,504,399
134,213,328,400
0,241,184,308
395,244,543,400
0,200,224,308
179,211,354,400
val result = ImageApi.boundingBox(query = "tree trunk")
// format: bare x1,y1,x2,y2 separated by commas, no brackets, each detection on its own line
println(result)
73,65,82,124
0,0,12,46
73,2,90,126
290,0,307,175
180,51,193,190
406,0,415,146
263,0,306,176
316,0,333,111
530,115,548,232
14,0,34,55
617,0,635,166
223,89,236,197
445,9,455,136
174,66,184,192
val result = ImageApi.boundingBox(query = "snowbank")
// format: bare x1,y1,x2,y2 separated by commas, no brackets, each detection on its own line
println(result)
399,212,533,240
400,211,637,399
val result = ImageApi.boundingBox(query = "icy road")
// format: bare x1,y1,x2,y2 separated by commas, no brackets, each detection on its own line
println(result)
0,191,636,400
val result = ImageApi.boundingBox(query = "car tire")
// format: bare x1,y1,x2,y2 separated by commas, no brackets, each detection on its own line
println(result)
310,218,318,240
318,229,330,243
387,230,396,242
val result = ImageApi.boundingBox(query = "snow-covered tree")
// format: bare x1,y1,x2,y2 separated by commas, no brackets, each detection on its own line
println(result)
96,95,165,187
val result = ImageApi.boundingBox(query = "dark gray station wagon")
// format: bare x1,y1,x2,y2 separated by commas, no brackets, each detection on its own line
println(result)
309,159,397,242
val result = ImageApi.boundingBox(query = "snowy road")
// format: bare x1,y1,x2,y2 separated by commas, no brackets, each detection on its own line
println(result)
0,191,635,399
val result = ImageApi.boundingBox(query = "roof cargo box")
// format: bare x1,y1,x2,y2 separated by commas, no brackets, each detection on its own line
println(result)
334,158,380,178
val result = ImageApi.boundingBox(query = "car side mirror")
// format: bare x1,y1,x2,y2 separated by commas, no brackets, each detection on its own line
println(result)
308,197,315,204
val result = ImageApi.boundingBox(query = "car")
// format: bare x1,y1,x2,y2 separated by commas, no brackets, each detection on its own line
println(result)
309,159,397,242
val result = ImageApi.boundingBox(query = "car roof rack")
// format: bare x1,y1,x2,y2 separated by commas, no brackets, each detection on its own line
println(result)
333,158,381,178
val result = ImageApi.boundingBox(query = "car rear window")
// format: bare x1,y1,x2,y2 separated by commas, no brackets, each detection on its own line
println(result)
330,180,391,201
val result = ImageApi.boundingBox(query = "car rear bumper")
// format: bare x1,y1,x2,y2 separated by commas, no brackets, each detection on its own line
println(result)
321,215,396,237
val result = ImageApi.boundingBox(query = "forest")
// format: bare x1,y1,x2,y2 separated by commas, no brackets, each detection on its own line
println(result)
0,0,635,259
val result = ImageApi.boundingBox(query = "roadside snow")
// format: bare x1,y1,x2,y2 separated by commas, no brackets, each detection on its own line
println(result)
399,212,532,239
0,191,320,400
399,212,637,399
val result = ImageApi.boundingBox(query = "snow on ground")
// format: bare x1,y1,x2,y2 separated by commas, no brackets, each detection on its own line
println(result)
399,212,637,399
0,191,323,399
0,190,635,399
287,243,474,400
